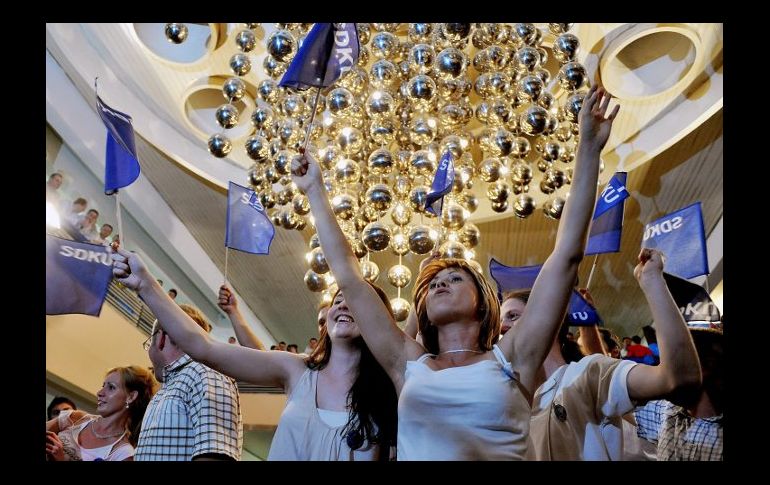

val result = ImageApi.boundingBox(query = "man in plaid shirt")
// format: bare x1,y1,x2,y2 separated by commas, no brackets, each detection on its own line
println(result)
135,305,243,461
633,328,723,460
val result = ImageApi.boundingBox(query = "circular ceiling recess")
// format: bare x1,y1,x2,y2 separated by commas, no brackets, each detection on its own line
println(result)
602,29,697,100
184,86,256,141
133,23,214,64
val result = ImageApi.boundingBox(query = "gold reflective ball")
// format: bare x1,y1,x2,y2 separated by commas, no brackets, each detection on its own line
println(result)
520,105,549,136
387,264,413,288
440,202,467,230
229,53,251,76
360,260,380,283
390,297,411,322
292,194,310,215
487,181,510,203
439,240,467,259
334,158,361,185
367,148,394,175
558,62,588,91
362,221,391,252
164,23,188,44
207,133,231,158
543,197,566,220
390,230,410,256
332,193,357,220
391,202,413,226
460,223,480,248
223,77,246,102
304,269,328,292
408,185,430,212
513,194,536,218
408,225,437,254
309,247,329,274
245,135,270,163
349,236,369,259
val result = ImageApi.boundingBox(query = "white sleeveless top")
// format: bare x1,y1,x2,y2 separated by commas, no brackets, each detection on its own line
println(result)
267,368,382,461
397,344,531,460
56,411,134,461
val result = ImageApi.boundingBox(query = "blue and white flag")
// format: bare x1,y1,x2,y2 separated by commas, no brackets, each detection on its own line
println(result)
662,272,721,329
642,202,708,280
96,95,141,195
225,182,275,255
46,234,113,316
586,172,628,256
425,151,455,216
280,23,360,90
489,258,601,326
593,172,629,219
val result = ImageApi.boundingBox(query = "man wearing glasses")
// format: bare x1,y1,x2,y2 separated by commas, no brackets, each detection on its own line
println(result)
135,307,243,461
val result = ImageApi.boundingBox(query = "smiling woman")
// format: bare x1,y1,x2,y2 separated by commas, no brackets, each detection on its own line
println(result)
45,366,158,461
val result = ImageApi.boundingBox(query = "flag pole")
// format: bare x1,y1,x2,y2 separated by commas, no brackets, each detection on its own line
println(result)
115,192,126,249
302,87,322,154
224,247,230,285
95,76,127,249
585,254,599,290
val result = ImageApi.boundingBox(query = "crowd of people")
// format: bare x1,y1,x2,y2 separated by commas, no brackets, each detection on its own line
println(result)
46,85,722,461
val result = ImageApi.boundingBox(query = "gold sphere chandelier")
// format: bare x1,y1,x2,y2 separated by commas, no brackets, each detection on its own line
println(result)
199,23,593,319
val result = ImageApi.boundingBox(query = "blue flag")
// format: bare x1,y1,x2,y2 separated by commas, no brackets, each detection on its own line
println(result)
593,172,629,219
488,258,602,326
225,182,275,255
642,202,708,280
279,23,360,90
96,95,141,195
586,172,627,255
662,272,721,330
46,234,113,316
425,151,455,216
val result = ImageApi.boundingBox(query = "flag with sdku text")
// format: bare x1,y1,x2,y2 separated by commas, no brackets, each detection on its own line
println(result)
279,23,360,90
46,234,113,316
642,202,708,280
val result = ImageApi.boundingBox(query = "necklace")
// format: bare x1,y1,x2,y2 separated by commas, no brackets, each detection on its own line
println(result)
90,419,125,440
439,349,484,355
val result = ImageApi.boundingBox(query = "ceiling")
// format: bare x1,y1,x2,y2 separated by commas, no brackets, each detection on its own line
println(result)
45,23,723,344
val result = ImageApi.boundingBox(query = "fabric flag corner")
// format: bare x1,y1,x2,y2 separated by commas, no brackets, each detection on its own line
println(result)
225,181,275,255
425,151,455,216
662,272,721,329
488,258,601,326
585,172,628,256
279,23,359,90
96,95,141,195
46,235,113,316
642,202,708,280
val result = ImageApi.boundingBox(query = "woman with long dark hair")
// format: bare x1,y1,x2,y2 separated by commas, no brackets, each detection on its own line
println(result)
291,85,619,460
109,249,397,460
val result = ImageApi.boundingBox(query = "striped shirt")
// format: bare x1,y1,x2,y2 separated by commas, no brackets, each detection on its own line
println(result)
135,354,242,461
634,399,722,461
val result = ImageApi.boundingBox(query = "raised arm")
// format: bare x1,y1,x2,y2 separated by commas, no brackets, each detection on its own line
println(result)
503,85,620,392
111,247,305,388
218,284,266,350
291,151,424,390
626,248,702,402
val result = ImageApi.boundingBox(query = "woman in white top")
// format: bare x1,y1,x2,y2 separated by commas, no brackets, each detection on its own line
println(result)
45,366,158,461
109,250,398,461
500,249,701,460
290,85,619,460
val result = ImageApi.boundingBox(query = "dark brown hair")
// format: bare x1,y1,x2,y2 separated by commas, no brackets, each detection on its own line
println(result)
305,282,397,459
